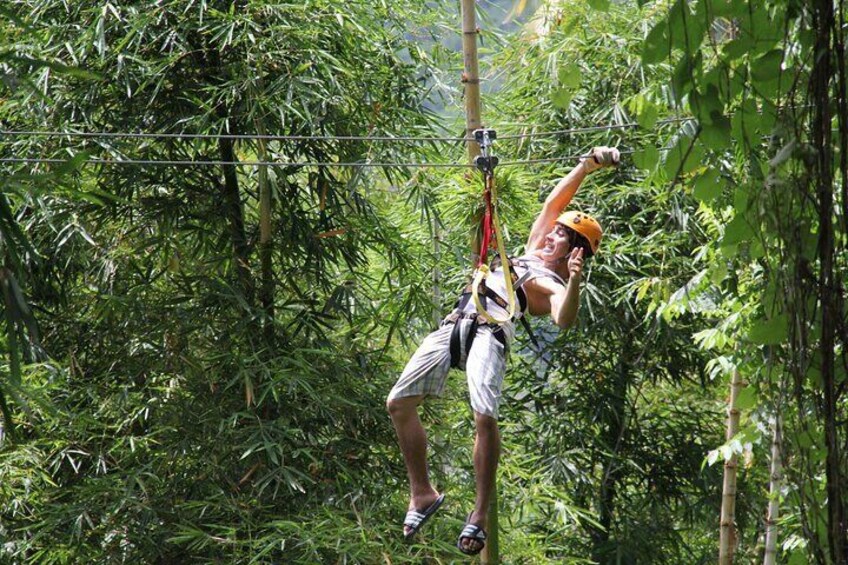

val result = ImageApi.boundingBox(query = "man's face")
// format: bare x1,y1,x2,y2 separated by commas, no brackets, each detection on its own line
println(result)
540,223,571,262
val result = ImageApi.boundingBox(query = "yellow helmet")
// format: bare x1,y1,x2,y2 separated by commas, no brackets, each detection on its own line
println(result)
556,210,603,255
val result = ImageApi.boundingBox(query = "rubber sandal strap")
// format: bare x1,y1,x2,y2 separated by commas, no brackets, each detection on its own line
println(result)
460,524,487,541
402,493,445,540
457,521,487,555
404,510,426,529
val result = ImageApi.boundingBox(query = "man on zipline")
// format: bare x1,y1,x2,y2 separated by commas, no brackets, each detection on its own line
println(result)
386,146,619,555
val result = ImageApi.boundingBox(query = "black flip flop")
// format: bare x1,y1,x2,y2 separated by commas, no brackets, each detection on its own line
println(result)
457,514,487,555
402,493,446,541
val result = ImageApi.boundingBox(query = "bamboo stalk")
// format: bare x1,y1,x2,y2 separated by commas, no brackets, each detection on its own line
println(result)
483,486,499,565
461,0,483,263
432,224,442,329
460,0,497,561
763,414,782,565
719,368,744,564
461,0,482,164
255,123,274,342
250,72,275,344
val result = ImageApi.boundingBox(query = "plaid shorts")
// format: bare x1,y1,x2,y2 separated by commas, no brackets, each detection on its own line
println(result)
386,319,511,418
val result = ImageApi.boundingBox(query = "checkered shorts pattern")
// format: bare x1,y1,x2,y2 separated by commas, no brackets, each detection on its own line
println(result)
387,320,510,418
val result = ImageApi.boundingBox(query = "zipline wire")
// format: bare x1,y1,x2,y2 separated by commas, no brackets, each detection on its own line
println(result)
0,117,694,144
497,117,693,140
0,130,469,143
0,149,648,169
0,157,474,168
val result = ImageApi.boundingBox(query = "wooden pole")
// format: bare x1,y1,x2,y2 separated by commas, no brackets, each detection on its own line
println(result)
719,367,744,564
460,0,498,562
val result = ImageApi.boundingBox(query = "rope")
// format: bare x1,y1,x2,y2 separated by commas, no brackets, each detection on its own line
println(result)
478,180,494,266
471,177,516,325
468,130,517,326
0,117,693,144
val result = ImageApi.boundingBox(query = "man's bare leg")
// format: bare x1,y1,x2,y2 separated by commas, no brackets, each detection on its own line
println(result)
461,410,500,553
387,395,441,535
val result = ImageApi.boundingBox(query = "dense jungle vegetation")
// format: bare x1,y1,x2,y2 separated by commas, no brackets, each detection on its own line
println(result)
0,0,846,563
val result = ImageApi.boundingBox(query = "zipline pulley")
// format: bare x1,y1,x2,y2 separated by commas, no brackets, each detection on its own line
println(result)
472,129,499,176
470,128,517,325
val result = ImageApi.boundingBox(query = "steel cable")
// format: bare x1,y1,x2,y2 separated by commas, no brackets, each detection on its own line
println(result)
0,149,653,169
0,117,693,144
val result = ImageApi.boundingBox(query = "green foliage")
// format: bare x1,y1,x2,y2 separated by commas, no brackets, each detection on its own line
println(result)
636,0,848,560
1,0,845,562
0,0,455,562
473,2,732,561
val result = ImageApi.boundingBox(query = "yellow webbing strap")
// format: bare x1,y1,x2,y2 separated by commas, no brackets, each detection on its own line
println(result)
471,177,515,325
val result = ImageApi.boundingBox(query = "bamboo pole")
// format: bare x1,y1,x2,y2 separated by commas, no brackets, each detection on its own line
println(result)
432,225,442,329
811,0,846,558
719,368,744,564
763,414,782,565
460,0,497,562
253,103,274,344
484,487,499,563
461,0,482,164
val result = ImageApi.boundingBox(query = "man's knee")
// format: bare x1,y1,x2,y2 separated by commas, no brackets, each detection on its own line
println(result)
474,411,498,435
386,395,423,418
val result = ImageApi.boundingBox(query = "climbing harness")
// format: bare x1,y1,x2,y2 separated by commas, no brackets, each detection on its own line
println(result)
442,129,509,367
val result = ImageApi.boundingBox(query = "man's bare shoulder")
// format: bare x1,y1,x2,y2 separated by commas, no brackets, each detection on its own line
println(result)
523,277,566,316
523,276,562,297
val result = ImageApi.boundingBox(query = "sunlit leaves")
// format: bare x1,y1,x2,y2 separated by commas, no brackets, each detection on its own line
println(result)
551,63,582,110
558,63,581,90
632,145,659,170
629,93,659,130
706,425,758,466
551,88,574,110
637,0,848,557
587,0,611,12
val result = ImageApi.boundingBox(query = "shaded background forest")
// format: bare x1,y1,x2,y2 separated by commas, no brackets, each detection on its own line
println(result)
0,0,846,563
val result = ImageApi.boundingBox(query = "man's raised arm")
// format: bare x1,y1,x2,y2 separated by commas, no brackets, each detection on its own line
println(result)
526,146,620,253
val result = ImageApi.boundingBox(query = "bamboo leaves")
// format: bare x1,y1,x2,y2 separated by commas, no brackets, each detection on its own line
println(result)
551,63,582,110
0,0,452,561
